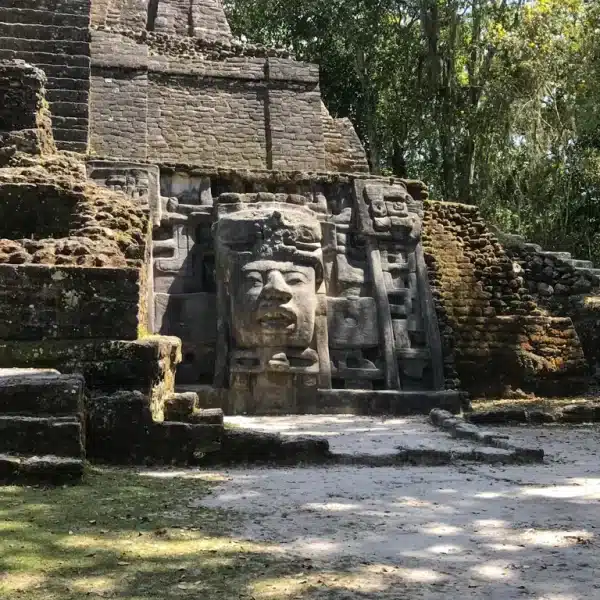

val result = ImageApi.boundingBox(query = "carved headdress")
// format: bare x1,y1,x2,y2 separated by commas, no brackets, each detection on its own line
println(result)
214,200,324,284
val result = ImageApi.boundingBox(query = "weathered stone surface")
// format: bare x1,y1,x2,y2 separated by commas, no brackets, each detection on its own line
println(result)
87,390,222,464
560,403,600,423
429,409,544,463
423,200,588,397
0,368,84,416
0,60,55,158
0,337,180,408
204,429,331,465
0,6,91,153
317,390,462,416
0,453,84,483
0,415,83,457
0,265,143,341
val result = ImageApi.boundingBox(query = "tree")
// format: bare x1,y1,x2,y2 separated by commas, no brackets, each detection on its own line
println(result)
225,0,600,259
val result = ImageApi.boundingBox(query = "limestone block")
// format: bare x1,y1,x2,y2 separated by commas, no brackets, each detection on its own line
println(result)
328,297,379,348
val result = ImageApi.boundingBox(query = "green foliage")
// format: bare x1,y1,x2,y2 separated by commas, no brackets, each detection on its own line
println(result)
224,0,600,260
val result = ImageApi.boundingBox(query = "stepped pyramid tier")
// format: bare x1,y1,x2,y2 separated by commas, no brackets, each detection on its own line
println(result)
0,0,596,474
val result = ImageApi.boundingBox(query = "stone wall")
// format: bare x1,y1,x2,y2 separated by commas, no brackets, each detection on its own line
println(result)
93,0,232,39
0,0,91,153
91,0,147,30
147,72,268,168
0,264,143,341
503,239,600,373
0,61,55,157
423,200,588,397
90,31,331,171
152,0,232,41
322,103,369,173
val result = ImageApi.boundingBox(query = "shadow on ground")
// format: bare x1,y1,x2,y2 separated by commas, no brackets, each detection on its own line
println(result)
1,436,599,600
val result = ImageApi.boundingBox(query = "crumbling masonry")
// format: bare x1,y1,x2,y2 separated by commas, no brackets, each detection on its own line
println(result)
0,0,595,480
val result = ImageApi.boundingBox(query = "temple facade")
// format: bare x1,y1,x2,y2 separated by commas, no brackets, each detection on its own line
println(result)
0,0,595,475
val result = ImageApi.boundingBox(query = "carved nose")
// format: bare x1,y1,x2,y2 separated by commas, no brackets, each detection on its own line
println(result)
262,271,292,303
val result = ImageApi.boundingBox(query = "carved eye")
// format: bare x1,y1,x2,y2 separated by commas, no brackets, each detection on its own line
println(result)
245,272,263,288
285,273,308,285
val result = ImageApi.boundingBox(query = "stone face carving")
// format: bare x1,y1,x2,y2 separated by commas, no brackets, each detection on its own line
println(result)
214,202,324,389
148,171,446,413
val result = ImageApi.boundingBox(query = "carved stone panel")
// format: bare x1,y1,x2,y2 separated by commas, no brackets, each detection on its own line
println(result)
144,170,444,412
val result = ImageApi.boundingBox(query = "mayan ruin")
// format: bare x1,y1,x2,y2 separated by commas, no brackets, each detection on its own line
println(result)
0,1,599,598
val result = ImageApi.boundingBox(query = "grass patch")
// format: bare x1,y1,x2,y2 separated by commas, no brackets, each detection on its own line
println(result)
0,467,314,599
470,396,590,413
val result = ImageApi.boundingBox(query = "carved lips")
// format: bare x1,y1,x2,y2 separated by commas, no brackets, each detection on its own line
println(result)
256,306,297,331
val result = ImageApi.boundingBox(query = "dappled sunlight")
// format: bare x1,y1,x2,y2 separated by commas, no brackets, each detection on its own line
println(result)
302,502,363,512
250,562,451,599
475,490,510,499
250,570,387,598
518,529,594,548
393,495,456,514
60,532,271,559
421,522,462,535
425,544,464,555
364,564,448,583
484,543,526,552
519,479,600,500
2,456,600,599
471,561,516,580
69,575,118,596
0,572,46,593
0,519,31,532
141,470,230,483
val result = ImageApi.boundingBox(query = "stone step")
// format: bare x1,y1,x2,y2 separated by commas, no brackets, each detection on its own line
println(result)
164,393,225,425
56,140,87,153
397,348,430,360
0,8,90,27
523,243,543,252
0,0,91,16
52,115,89,129
568,259,595,269
0,48,90,67
87,419,222,465
0,453,84,484
49,100,88,118
317,389,461,416
46,77,90,92
0,23,90,42
0,369,84,416
53,127,88,143
0,415,84,458
23,62,89,80
164,391,199,421
0,36,90,56
47,88,89,103
188,409,225,426
540,250,572,261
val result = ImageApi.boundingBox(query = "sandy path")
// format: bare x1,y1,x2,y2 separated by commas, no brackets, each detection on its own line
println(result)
197,421,600,599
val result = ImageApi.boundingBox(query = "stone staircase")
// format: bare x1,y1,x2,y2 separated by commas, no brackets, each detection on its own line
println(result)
522,244,600,276
502,231,600,277
0,369,86,483
164,392,224,426
0,1,91,153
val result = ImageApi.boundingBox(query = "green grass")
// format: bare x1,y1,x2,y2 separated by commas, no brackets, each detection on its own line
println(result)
0,467,316,599
470,396,591,413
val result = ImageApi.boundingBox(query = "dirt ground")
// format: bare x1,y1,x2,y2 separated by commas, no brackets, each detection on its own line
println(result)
1,422,599,599
198,422,600,600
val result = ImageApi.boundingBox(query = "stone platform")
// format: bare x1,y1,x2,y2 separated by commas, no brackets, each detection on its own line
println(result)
215,415,543,466
0,368,85,483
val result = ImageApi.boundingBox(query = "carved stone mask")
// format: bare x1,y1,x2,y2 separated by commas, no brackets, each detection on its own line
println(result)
230,259,317,348
215,202,323,350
